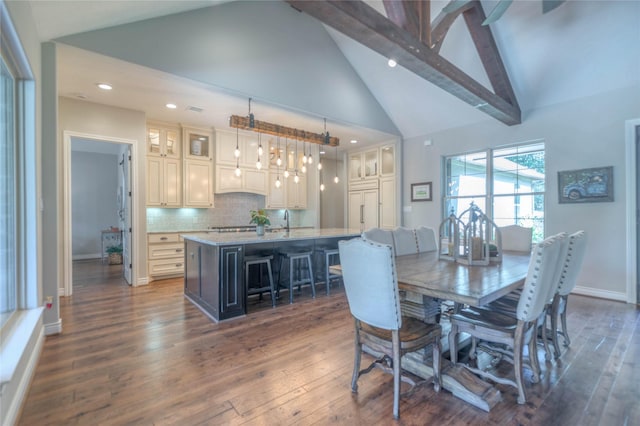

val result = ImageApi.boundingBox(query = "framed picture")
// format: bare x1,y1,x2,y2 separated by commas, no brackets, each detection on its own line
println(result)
411,182,432,201
558,166,613,204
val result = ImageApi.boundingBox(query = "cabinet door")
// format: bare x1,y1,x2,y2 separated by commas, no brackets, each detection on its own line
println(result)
220,246,244,319
287,175,307,209
266,173,286,209
200,244,220,315
379,176,396,229
349,153,363,181
215,130,239,165
362,189,379,231
183,127,212,161
184,159,213,207
348,191,363,230
380,145,395,176
146,157,163,206
164,158,182,207
244,169,268,195
364,150,378,178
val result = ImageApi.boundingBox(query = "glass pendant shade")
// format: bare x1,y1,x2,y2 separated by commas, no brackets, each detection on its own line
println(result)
275,177,281,188
284,169,290,178
320,183,325,191
301,164,307,174
334,175,339,183
294,173,300,184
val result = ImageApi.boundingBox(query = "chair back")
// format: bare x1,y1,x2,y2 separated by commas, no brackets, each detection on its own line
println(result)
416,226,438,253
557,231,588,296
339,238,402,330
363,228,395,250
392,227,418,256
500,225,533,252
545,232,569,303
516,234,563,322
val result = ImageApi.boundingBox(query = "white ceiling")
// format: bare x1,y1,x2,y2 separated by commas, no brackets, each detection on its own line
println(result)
26,0,640,150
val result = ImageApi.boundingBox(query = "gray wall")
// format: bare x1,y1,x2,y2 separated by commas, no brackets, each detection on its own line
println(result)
401,84,640,301
71,151,119,258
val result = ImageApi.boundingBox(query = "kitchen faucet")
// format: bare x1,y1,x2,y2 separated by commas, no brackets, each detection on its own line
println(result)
283,209,290,233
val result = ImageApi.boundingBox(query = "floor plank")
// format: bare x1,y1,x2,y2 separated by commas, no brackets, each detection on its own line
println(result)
17,260,640,425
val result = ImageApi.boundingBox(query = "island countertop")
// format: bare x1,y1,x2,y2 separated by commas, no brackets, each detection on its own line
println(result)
182,228,362,246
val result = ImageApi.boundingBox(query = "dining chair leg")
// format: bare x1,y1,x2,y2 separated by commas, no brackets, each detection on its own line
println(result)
551,296,562,358
351,319,362,393
449,324,459,364
540,312,552,362
560,295,571,347
432,339,441,392
392,330,401,420
528,325,541,383
513,323,528,404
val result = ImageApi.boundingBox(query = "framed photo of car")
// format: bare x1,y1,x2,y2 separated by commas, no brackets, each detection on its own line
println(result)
558,166,613,204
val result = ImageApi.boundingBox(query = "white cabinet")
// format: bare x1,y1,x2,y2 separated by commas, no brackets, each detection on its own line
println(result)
379,176,396,229
287,175,307,209
215,129,266,167
183,126,213,161
215,166,268,195
349,149,378,182
146,156,181,207
379,144,395,177
147,233,185,279
184,159,214,207
147,121,180,158
348,184,379,232
266,173,286,209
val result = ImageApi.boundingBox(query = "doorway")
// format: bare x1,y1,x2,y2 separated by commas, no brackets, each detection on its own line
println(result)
626,118,640,304
63,131,137,296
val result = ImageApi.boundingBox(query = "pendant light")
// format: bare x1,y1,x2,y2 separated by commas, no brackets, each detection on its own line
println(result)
283,137,290,178
319,166,325,192
302,142,308,164
334,145,339,184
256,133,262,170
276,136,282,167
294,139,300,184
275,136,282,188
234,128,241,176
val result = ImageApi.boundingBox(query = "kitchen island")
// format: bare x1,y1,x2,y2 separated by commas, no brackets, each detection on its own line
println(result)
183,228,360,321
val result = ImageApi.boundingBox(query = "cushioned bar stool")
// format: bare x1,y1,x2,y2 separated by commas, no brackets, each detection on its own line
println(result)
316,247,341,295
245,254,276,308
277,250,316,304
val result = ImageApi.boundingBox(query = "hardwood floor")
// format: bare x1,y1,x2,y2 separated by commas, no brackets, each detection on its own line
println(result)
18,260,640,425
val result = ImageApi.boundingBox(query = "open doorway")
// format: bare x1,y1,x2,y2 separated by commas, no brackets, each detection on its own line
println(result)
63,132,136,296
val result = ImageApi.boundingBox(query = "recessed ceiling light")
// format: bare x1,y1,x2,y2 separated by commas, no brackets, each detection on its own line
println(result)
350,139,358,144
387,58,397,68
166,103,177,109
97,83,112,90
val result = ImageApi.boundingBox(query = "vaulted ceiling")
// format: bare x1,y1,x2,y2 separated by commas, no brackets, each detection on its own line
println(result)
25,0,640,150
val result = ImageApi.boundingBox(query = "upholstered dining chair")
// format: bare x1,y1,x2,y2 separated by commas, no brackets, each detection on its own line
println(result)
499,224,533,252
448,234,563,404
416,226,438,253
338,238,442,419
362,227,395,251
392,227,419,256
549,230,587,357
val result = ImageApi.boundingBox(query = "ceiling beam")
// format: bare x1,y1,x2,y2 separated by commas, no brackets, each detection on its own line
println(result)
287,0,521,126
383,0,431,47
229,115,340,147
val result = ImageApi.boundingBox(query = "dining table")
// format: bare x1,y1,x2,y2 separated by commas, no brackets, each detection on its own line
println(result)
332,250,532,411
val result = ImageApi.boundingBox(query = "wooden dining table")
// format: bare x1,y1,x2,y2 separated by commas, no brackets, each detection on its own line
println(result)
332,250,532,411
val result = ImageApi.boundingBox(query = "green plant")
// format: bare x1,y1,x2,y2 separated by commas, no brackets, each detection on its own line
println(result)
106,245,123,254
249,209,270,226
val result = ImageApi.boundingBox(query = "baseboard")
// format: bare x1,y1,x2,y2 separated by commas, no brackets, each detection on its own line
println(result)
572,286,627,302
44,318,62,335
58,287,65,297
72,253,101,260
136,276,149,286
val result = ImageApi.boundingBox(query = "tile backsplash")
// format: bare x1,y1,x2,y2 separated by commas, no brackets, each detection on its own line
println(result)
147,193,301,232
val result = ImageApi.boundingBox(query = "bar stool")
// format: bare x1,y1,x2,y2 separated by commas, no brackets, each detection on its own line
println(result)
245,254,276,308
277,250,316,304
316,247,341,295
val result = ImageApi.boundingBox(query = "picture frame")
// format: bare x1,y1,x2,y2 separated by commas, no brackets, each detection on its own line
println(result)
411,182,432,202
558,166,613,204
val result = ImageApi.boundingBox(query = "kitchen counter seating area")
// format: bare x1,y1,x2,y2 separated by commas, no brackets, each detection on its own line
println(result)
183,228,360,321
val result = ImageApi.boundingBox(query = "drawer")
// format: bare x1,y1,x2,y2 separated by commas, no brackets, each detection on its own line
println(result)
149,258,184,276
148,243,184,260
148,233,180,244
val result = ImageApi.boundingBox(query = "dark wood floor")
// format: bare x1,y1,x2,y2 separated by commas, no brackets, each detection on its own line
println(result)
18,260,640,425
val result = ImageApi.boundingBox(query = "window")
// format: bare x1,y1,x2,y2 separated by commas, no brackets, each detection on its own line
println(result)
1,56,16,327
444,142,545,242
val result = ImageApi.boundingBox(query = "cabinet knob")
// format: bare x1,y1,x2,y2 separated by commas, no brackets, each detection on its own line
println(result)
176,263,182,267
176,248,183,253
160,237,168,241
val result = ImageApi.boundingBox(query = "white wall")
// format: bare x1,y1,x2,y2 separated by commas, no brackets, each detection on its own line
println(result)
401,85,640,301
59,97,147,280
71,151,119,258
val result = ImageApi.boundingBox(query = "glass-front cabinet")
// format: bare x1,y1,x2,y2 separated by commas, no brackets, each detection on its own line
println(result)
183,126,213,160
349,149,378,181
147,122,180,158
380,144,395,176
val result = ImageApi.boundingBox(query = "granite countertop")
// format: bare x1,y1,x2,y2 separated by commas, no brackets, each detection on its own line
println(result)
182,228,361,246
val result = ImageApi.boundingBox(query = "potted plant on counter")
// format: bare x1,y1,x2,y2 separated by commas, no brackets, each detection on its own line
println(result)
249,209,270,236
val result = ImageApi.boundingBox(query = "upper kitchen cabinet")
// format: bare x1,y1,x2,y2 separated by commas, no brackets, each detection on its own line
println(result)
379,144,395,176
147,156,181,207
349,149,378,182
183,126,213,161
215,128,266,168
147,121,180,158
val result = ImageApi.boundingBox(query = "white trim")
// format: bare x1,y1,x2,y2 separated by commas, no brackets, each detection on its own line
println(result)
137,277,150,286
62,131,139,297
72,253,101,261
625,118,640,304
44,318,62,335
572,286,627,303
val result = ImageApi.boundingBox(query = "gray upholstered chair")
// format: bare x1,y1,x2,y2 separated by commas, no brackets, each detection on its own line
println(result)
499,224,533,252
338,238,441,419
415,226,438,253
449,234,563,404
362,227,395,251
392,227,418,256
549,230,587,357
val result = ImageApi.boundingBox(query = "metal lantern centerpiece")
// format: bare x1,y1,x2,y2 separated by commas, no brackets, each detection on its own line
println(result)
439,202,502,265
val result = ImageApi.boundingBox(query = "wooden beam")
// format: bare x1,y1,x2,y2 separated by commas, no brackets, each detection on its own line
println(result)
431,2,474,52
287,0,521,126
462,2,520,111
229,115,340,147
383,1,431,46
